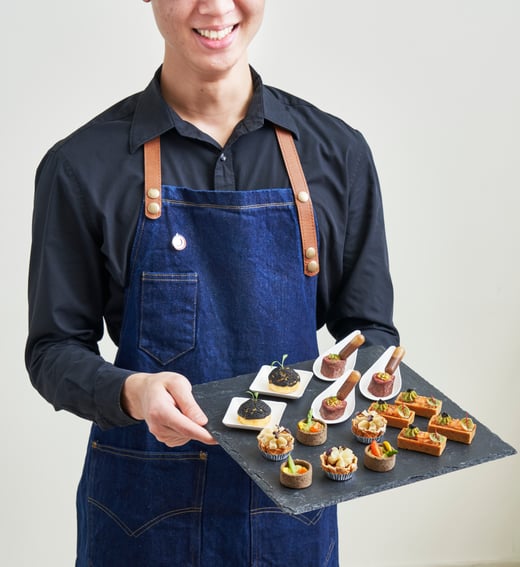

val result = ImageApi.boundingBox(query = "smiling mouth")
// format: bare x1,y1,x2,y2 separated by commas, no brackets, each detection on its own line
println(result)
195,25,236,40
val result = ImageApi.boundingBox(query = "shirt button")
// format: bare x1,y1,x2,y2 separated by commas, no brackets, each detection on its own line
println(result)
297,191,309,203
147,188,160,199
219,153,227,162
307,260,319,273
305,247,316,259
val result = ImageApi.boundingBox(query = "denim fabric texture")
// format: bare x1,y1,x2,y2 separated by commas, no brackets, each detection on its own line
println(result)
117,186,320,379
76,185,338,566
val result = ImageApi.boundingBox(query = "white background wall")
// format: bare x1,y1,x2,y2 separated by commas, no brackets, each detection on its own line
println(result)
2,1,519,565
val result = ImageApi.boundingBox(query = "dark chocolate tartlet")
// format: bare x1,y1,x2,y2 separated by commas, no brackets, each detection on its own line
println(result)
268,366,300,393
237,391,272,426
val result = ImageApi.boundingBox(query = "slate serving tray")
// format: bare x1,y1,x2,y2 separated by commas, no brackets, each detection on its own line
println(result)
192,346,516,515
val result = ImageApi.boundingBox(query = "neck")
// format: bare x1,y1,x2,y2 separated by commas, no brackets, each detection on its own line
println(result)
160,56,254,147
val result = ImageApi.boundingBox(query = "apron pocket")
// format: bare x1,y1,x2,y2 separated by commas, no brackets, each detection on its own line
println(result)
250,485,338,566
139,271,198,364
87,442,206,565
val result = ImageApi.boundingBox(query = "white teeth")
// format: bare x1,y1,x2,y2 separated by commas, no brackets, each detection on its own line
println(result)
196,26,234,40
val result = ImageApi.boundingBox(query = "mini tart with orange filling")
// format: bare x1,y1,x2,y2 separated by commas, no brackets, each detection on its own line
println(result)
280,455,313,489
427,412,477,444
395,389,443,418
368,400,415,428
296,409,327,446
363,440,398,472
397,424,447,456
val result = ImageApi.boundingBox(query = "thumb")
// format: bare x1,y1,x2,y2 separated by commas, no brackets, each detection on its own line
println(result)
179,397,208,426
165,377,208,426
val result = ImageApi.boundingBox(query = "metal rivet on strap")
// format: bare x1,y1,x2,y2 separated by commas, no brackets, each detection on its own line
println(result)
305,247,316,259
147,187,160,199
297,191,309,203
147,202,161,215
307,260,319,273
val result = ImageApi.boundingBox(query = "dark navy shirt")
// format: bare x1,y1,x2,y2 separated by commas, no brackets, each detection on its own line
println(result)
26,67,399,429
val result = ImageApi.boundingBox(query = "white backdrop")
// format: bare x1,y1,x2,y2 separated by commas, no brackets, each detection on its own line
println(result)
2,1,519,565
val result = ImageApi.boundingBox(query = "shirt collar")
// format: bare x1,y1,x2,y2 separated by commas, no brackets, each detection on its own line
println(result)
261,82,300,140
129,66,300,153
129,67,175,153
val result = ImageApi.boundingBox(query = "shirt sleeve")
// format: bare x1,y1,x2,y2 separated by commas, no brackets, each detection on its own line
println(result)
324,134,400,348
25,147,138,429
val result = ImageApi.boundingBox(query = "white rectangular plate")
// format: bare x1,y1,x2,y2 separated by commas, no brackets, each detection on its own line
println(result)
248,365,313,399
222,397,288,430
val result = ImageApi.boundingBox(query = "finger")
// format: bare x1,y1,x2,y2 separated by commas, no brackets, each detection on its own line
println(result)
149,403,216,446
166,409,216,445
154,421,217,447
164,379,209,427
162,429,218,448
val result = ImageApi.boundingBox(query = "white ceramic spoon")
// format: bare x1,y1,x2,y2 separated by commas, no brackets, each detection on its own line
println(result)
311,370,361,425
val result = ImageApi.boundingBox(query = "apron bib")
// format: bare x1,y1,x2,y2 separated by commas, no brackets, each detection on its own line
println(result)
76,129,338,567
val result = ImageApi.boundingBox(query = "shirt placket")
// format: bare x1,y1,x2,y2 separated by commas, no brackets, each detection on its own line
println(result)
214,148,237,190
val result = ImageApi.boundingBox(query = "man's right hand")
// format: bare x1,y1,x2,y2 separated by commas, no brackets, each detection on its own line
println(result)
121,371,217,447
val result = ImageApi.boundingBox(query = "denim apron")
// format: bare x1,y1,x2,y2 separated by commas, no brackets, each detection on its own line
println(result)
76,129,339,567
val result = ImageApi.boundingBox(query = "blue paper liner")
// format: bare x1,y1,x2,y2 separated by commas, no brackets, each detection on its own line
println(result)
353,433,385,444
323,471,354,481
259,448,292,461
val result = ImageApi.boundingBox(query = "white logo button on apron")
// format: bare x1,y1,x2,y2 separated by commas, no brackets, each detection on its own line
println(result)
171,233,187,251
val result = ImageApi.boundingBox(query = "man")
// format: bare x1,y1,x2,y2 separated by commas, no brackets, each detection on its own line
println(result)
26,1,398,565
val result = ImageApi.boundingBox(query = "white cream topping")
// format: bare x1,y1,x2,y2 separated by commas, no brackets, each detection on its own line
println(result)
353,410,387,433
323,446,357,470
196,26,234,40
257,426,293,450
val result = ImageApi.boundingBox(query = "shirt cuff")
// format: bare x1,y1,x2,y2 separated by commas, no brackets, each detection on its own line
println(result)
94,366,142,430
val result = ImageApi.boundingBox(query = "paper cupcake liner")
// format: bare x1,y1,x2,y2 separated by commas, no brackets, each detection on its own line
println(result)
353,433,385,444
259,449,292,461
323,471,354,481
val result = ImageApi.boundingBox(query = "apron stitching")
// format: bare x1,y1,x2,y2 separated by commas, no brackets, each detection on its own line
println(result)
88,497,202,537
161,199,294,210
141,272,198,281
92,442,205,461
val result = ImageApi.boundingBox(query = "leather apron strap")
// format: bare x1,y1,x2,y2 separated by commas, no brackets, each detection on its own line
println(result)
143,137,162,220
143,128,320,276
274,127,319,276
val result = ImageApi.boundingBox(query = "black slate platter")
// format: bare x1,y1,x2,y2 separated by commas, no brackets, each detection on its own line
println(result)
192,345,516,515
